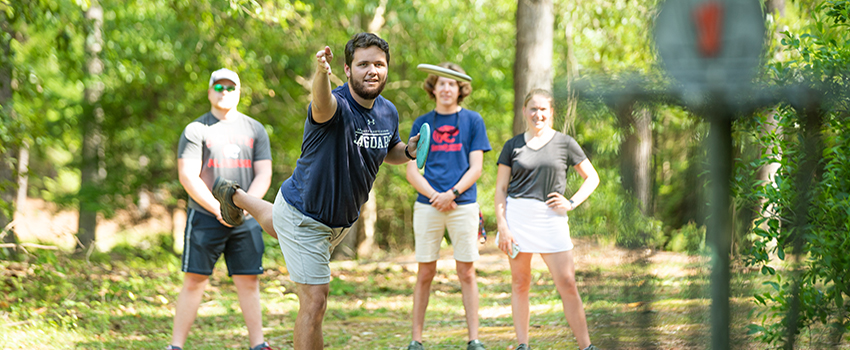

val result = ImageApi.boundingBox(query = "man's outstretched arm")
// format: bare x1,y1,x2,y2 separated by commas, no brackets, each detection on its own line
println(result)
311,46,337,124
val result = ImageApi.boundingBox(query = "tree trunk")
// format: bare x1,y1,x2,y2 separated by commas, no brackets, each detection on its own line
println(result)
332,217,358,261
766,0,785,17
513,0,553,135
741,0,785,251
759,0,785,211
617,103,653,214
77,3,105,251
0,10,19,259
560,23,579,135
172,200,187,254
16,143,28,215
356,188,378,259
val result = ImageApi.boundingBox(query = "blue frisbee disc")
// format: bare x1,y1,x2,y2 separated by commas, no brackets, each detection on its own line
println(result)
416,123,431,169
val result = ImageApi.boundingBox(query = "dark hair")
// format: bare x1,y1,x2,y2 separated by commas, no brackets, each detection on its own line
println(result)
344,33,391,68
422,62,473,104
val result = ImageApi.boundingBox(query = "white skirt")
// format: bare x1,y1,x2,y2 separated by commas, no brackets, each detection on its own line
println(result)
505,196,573,253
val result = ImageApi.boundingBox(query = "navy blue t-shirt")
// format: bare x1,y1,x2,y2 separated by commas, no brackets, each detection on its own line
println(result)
280,83,402,227
409,108,491,205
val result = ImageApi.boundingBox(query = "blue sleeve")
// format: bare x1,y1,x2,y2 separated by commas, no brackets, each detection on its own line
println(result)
391,119,402,148
469,113,492,152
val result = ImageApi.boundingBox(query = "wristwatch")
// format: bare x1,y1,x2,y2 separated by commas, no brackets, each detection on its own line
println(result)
451,187,460,198
404,145,416,160
568,199,575,209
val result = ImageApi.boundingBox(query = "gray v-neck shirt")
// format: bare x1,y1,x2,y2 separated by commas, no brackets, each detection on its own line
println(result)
497,132,587,202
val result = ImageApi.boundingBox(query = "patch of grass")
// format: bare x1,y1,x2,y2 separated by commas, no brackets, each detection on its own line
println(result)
2,237,846,349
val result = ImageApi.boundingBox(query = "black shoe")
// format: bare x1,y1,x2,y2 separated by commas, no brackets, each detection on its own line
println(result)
467,339,486,350
212,177,244,226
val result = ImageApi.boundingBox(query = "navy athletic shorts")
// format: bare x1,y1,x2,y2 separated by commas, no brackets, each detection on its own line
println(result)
181,208,265,276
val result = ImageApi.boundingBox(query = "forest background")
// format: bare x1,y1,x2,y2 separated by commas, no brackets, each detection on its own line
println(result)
1,0,849,348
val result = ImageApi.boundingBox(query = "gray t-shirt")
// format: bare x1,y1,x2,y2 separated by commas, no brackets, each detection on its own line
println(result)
178,111,272,217
497,132,587,202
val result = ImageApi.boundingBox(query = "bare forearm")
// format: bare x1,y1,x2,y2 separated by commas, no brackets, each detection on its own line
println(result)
451,167,481,194
406,162,437,199
312,69,334,115
568,160,600,207
311,46,337,123
385,142,411,165
494,164,512,232
569,175,599,207
179,175,219,214
494,189,509,232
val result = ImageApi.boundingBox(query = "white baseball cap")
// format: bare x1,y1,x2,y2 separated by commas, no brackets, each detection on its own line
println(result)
209,68,240,88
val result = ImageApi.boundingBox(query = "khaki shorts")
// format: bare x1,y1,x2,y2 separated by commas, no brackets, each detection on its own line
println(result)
273,191,350,285
413,202,480,263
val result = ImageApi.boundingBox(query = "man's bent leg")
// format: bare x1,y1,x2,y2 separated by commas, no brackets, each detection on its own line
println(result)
171,272,209,347
411,261,437,342
232,189,277,239
233,274,265,348
295,283,330,350
456,260,480,341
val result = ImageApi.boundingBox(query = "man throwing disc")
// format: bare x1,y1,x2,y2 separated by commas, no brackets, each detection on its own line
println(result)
211,33,419,350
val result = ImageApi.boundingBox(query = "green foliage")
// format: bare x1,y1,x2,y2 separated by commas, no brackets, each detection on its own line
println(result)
4,0,728,255
733,1,850,345
665,222,705,253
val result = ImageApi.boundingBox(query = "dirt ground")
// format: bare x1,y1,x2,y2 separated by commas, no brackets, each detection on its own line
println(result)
10,197,183,251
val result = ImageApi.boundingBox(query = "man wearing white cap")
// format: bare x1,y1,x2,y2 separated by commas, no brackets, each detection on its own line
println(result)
169,68,275,350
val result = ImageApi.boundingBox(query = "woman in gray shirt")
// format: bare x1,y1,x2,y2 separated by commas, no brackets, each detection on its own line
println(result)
494,89,601,350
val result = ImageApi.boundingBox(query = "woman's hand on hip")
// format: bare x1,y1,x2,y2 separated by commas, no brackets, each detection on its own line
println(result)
546,192,572,215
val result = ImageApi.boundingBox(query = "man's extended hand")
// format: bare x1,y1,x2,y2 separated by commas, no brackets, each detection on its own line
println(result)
407,134,420,155
316,46,333,75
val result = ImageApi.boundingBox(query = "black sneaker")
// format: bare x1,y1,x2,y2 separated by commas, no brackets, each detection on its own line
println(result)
212,176,244,226
467,339,486,350
407,340,424,350
516,344,530,350
165,346,182,350
580,345,599,350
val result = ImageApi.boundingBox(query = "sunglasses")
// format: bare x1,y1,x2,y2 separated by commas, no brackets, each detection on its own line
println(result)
213,84,237,92
434,125,458,135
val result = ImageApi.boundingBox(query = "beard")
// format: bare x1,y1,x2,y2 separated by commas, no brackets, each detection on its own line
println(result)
350,76,387,100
